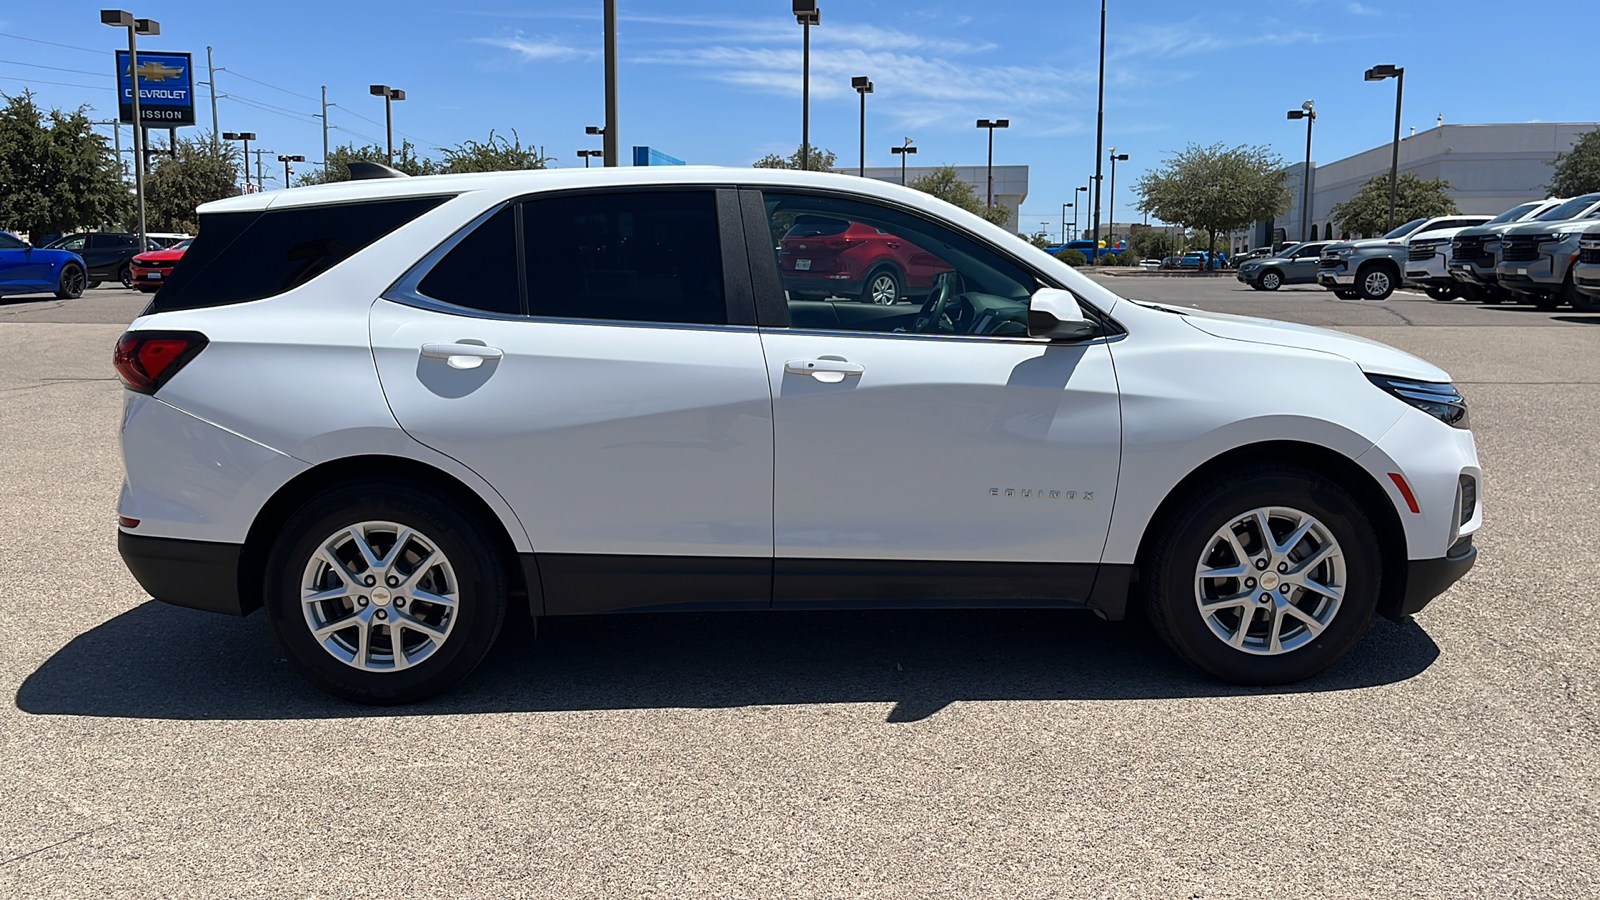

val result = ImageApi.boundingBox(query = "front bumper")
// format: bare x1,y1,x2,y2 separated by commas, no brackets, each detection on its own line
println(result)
119,530,251,615
1383,536,1476,620
1574,262,1600,297
1405,253,1451,286
1447,261,1496,286
1316,266,1354,288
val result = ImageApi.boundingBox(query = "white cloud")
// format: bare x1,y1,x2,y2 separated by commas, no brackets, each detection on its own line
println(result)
473,33,591,63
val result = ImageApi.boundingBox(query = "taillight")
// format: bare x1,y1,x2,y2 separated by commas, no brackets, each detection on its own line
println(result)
825,239,864,249
113,330,208,394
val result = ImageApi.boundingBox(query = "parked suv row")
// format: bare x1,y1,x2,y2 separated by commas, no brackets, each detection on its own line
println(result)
1317,215,1490,301
1443,193,1600,310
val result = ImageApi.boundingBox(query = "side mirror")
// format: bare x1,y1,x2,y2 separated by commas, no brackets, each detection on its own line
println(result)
1028,287,1096,341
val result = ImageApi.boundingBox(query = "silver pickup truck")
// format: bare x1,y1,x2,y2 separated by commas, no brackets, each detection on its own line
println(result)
1494,191,1600,310
1317,215,1491,300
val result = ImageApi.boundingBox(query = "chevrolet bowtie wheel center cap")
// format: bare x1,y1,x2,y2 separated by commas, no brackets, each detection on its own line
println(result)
371,587,392,605
1259,571,1280,591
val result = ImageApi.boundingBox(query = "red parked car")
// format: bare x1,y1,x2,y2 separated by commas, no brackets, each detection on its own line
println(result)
129,238,191,293
778,215,952,304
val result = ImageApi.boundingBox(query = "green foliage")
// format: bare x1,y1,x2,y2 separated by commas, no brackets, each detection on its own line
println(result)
144,137,239,234
298,140,440,185
908,165,1010,226
1135,142,1288,255
1329,173,1459,237
1129,228,1180,260
1547,128,1600,197
1101,251,1137,267
1053,248,1088,267
1021,230,1052,249
441,129,550,174
0,91,131,237
752,144,838,171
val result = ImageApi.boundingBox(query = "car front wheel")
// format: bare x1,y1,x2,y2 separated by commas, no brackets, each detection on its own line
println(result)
264,480,511,704
55,263,85,299
1141,466,1381,685
1356,265,1395,301
118,264,134,290
1257,270,1282,291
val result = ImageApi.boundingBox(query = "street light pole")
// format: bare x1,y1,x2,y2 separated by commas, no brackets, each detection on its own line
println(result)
1061,203,1073,245
1287,101,1317,241
603,0,618,166
1107,149,1128,249
890,138,916,185
222,131,254,191
852,76,873,177
102,10,158,251
369,84,405,165
976,118,1009,208
1075,185,1087,240
277,154,304,189
794,2,820,170
577,149,603,167
1365,64,1405,232
1092,0,1107,264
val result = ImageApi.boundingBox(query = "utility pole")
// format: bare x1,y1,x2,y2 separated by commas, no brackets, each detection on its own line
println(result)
253,147,275,191
206,46,219,142
320,86,330,178
603,0,619,166
1091,0,1107,264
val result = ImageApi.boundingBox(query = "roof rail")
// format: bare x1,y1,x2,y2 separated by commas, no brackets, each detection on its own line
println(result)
346,161,409,181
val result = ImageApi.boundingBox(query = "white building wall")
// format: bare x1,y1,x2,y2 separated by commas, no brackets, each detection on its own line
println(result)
838,164,1029,232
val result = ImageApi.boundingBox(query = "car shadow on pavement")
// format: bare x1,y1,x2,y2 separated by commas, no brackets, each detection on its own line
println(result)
15,602,1439,723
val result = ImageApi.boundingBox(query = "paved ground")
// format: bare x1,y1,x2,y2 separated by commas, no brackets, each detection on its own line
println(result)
2,280,1597,898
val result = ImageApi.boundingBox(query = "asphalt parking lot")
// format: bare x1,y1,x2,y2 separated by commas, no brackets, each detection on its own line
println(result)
3,279,1597,898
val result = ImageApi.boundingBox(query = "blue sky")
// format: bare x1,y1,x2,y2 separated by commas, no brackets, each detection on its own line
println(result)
3,1,1597,234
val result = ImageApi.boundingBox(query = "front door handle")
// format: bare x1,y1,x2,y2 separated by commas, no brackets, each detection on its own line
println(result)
420,342,504,370
785,358,864,383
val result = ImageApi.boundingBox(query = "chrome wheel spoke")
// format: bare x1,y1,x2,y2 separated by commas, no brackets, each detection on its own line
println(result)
395,610,448,643
1297,577,1343,601
389,624,412,669
411,587,458,609
1195,505,1346,657
1289,542,1336,577
348,526,385,572
1231,607,1255,647
1276,516,1315,557
304,583,350,605
313,611,362,638
1200,591,1253,614
1282,603,1326,637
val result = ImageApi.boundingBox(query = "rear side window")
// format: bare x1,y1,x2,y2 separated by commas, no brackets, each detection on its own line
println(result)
417,206,520,315
520,190,726,325
150,196,450,312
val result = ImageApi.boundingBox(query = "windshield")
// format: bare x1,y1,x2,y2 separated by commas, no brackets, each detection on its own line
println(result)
1383,218,1428,239
1272,242,1308,258
173,239,193,251
1486,201,1544,226
1536,194,1600,222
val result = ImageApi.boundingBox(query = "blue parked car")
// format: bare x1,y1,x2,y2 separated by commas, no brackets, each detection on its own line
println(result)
0,230,87,299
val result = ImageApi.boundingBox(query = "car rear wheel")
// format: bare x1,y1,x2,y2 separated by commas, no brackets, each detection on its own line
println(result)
54,263,85,299
860,267,902,305
1141,466,1381,685
1356,265,1395,301
1257,270,1282,291
86,281,102,290
264,479,511,704
117,264,134,290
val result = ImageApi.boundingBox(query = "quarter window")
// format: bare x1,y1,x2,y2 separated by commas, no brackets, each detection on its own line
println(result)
417,206,520,315
520,190,726,325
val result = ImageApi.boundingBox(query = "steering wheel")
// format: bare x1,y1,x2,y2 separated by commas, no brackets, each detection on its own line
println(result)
914,271,958,334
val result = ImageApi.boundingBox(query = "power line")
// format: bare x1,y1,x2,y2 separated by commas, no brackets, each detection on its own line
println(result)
0,58,106,78
216,68,318,103
223,91,318,122
0,33,109,56
0,74,106,91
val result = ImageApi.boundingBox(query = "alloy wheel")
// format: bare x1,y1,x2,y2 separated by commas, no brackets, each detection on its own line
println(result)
1362,270,1391,298
1260,272,1281,290
300,520,460,672
62,267,85,296
1193,506,1345,656
869,272,898,305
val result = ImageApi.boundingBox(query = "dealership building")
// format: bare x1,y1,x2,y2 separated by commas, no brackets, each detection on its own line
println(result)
1245,122,1597,249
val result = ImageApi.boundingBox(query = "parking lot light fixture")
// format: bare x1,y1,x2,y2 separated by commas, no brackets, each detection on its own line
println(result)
794,1,820,170
890,138,916,185
1365,65,1404,232
1108,149,1129,248
577,149,603,168
277,154,305,189
369,84,405,165
1075,185,1088,240
102,9,160,253
852,76,873,177
976,118,1009,208
1060,202,1073,244
222,131,256,191
1287,101,1317,241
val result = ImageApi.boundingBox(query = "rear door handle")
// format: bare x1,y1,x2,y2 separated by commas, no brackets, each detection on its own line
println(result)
420,342,504,369
785,358,864,383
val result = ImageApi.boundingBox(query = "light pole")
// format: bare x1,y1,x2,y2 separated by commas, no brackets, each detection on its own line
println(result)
890,138,916,185
278,154,304,189
1365,64,1404,232
1075,185,1088,240
976,118,1009,208
1091,0,1107,264
369,84,405,165
1287,100,1317,241
1108,148,1128,248
603,0,618,166
1060,203,1073,245
794,1,820,170
852,76,873,177
577,149,603,168
222,131,255,191
101,9,159,250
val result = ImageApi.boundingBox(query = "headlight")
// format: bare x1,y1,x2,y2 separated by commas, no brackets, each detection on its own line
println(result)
1367,374,1469,429
1331,248,1354,258
1542,233,1572,243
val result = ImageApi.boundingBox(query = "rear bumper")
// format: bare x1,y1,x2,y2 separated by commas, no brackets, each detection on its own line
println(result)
1382,537,1476,621
118,530,251,616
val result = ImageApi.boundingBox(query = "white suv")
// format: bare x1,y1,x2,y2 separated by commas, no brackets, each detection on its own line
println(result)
115,167,1481,703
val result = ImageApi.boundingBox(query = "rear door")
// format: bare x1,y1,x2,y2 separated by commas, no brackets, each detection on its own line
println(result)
371,188,776,614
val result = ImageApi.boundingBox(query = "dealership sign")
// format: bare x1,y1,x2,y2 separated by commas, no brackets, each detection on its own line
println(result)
115,50,196,127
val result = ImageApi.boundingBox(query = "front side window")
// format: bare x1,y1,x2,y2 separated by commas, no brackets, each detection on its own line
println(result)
760,191,1037,337
0,232,26,250
521,190,726,325
57,236,87,252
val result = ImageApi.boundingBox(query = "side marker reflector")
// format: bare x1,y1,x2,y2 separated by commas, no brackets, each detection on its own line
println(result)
119,516,140,529
1388,473,1420,514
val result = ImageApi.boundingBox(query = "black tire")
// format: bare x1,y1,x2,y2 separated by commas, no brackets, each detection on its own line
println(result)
54,263,85,299
86,280,102,290
1425,284,1456,301
1531,293,1561,311
1355,264,1396,301
1335,290,1360,300
1458,284,1487,303
1141,465,1382,685
136,285,160,293
264,479,511,704
858,265,902,305
1257,269,1283,291
1572,291,1600,313
117,264,134,290
1559,272,1596,311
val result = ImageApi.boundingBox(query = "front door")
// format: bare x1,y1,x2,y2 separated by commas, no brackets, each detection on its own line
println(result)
371,189,775,614
747,190,1122,608
0,233,49,292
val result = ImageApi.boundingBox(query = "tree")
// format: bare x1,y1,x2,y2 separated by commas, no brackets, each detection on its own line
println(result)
441,129,551,174
1548,128,1600,197
1134,142,1288,260
908,165,1010,227
1129,228,1180,261
752,143,838,171
1022,230,1052,249
0,91,131,238
144,138,239,233
298,140,440,185
1329,173,1459,238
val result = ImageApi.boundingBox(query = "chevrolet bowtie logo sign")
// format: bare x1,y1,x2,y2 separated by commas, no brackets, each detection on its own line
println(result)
126,61,185,82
